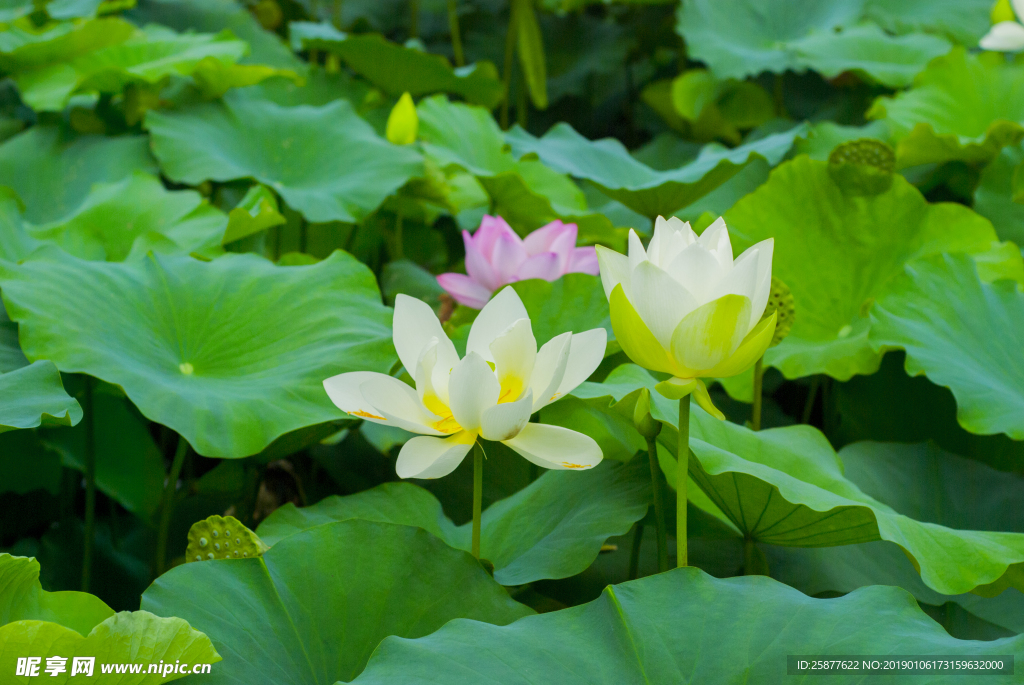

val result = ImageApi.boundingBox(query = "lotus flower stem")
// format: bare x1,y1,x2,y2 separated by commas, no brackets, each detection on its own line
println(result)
500,0,518,129
332,0,342,29
471,442,483,559
751,357,764,431
801,376,820,424
645,437,668,573
156,436,190,576
447,0,465,67
409,0,419,38
627,523,643,580
81,377,96,592
677,395,690,567
743,537,756,575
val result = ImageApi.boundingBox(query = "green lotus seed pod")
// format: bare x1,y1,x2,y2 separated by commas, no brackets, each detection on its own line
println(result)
186,515,269,563
827,139,895,196
761,277,795,347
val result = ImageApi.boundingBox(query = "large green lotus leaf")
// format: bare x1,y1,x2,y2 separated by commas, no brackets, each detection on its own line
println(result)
864,0,994,46
0,0,34,21
867,49,1024,168
0,611,220,682
768,441,1024,636
572,364,1024,596
257,458,650,586
142,520,532,684
44,392,166,520
352,567,1024,685
723,155,1000,381
417,95,512,177
505,121,807,218
127,0,304,72
14,25,250,111
511,274,611,347
0,126,156,224
28,171,227,261
975,143,1024,246
146,92,423,223
676,0,950,87
0,249,394,458
0,192,42,263
0,362,82,433
290,22,503,109
0,17,135,73
833,352,1024,473
869,254,1024,440
0,554,112,636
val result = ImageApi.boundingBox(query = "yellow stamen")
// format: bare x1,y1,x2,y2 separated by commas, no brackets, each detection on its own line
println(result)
349,409,385,420
561,462,586,469
431,414,461,434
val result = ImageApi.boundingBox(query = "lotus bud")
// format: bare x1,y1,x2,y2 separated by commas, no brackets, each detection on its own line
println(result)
633,388,662,440
992,0,1016,24
385,92,418,146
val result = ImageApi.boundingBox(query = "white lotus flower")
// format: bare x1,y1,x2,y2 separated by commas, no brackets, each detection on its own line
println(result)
981,0,1024,51
323,288,606,479
595,216,775,416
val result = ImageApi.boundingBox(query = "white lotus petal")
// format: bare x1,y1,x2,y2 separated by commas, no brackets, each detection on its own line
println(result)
1014,0,1024,21
323,371,391,422
529,332,571,412
595,245,631,300
393,294,458,377
553,328,608,399
502,423,602,471
630,260,699,347
697,217,734,270
650,216,697,268
480,389,534,441
466,286,529,362
627,229,648,273
396,431,476,479
414,341,451,413
489,318,537,403
447,351,500,433
666,241,727,302
747,238,774,331
980,21,1024,51
705,246,761,332
357,374,445,435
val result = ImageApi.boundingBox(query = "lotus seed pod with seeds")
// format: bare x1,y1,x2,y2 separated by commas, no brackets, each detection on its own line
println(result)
827,139,896,196
761,277,794,347
186,515,269,563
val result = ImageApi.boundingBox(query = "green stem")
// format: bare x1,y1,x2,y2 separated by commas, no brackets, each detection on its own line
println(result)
471,442,483,559
332,0,342,28
393,212,404,260
646,437,668,573
677,395,690,568
516,71,527,128
409,0,419,38
627,522,643,580
447,0,464,67
801,376,820,425
743,537,755,575
81,377,96,592
751,356,764,431
500,0,518,129
155,436,190,576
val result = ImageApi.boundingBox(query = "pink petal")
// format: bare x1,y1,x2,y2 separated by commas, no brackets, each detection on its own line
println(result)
475,215,516,259
437,273,493,309
516,252,563,282
523,220,577,256
566,247,599,275
463,230,501,291
490,230,528,284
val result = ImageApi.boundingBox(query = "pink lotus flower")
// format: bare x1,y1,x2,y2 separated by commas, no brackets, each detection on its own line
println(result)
437,216,599,309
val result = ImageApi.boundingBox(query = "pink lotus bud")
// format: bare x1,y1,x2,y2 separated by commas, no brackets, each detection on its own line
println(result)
437,216,599,309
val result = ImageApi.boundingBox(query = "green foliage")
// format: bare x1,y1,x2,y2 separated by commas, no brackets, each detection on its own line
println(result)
142,520,532,684
0,554,112,636
147,92,424,223
869,254,1024,440
353,567,1024,683
0,249,394,457
724,155,1001,380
